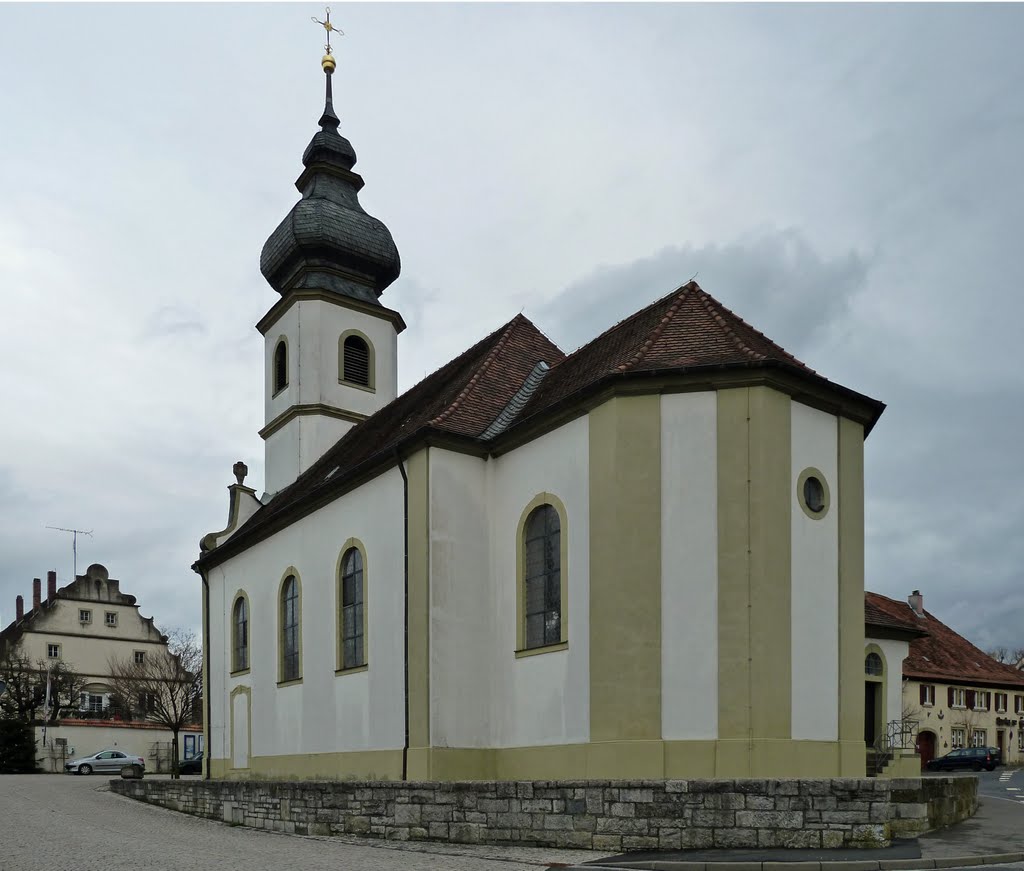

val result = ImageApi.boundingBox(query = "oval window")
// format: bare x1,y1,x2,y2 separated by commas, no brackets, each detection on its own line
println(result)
803,476,825,513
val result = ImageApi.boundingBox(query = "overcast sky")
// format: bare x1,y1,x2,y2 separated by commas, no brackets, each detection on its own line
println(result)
1,3,1022,655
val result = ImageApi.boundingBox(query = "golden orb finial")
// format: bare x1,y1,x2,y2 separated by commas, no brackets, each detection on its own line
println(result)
322,53,336,73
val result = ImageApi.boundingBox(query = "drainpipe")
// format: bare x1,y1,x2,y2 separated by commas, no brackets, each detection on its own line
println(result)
395,449,410,781
196,567,212,782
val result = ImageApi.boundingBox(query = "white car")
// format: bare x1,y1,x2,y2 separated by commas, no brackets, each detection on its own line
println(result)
64,748,145,775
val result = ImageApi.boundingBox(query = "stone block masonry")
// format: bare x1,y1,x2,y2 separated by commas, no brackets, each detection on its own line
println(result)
109,777,976,852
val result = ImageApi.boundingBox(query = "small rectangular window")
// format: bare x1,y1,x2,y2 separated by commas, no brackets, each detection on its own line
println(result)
47,643,61,659
996,692,1007,713
87,694,104,714
951,688,966,709
951,728,966,749
1019,730,1024,752
972,729,987,747
134,650,146,665
79,609,92,624
105,611,117,627
1016,695,1024,715
920,684,935,706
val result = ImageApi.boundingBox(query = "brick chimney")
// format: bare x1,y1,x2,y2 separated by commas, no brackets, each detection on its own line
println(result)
908,589,924,617
16,595,24,620
47,570,57,602
32,578,41,610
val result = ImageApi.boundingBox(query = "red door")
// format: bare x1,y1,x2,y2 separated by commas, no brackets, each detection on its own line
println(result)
917,731,936,769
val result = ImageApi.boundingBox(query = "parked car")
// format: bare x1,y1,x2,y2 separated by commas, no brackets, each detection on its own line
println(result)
64,748,145,775
178,751,203,775
925,746,1001,772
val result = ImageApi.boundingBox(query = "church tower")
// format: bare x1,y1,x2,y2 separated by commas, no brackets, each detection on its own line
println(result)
256,19,404,495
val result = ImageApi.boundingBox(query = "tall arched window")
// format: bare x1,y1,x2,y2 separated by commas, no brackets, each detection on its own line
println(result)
524,504,561,649
340,547,365,670
273,339,288,393
232,595,249,673
341,334,371,387
280,574,300,682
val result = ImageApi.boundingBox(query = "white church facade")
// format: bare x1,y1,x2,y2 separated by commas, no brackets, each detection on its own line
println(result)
196,46,886,782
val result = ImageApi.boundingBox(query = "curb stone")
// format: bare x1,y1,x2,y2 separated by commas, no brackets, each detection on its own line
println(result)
556,853,1024,871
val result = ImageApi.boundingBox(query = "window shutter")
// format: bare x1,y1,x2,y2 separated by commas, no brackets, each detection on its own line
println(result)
343,336,370,386
948,687,954,707
966,689,975,709
920,685,927,705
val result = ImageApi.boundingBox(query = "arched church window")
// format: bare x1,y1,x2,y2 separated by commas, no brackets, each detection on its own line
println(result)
341,334,371,387
339,547,365,670
232,595,249,673
524,504,561,649
865,652,883,676
280,574,301,682
273,339,288,393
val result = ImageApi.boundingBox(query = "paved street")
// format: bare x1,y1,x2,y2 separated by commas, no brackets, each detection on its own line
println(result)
0,774,601,871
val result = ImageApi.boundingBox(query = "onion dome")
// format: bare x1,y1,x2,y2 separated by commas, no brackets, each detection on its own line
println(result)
260,52,400,304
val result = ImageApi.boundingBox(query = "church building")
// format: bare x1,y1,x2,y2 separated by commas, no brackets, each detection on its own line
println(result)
196,38,886,782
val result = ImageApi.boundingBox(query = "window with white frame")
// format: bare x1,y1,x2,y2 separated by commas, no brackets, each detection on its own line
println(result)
105,611,117,627
133,650,146,665
46,643,61,659
79,609,92,624
974,690,990,711
971,729,987,747
995,692,1007,713
1016,694,1024,714
950,688,966,709
920,684,935,706
1019,730,1024,752
82,693,104,713
951,728,966,749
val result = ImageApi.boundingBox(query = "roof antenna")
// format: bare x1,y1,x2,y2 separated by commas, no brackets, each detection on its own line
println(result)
46,525,93,583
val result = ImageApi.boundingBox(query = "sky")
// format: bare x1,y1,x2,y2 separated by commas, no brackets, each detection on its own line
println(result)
0,3,1022,655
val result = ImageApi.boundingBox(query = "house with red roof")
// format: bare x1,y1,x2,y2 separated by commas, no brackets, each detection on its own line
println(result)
194,49,889,782
866,590,1024,770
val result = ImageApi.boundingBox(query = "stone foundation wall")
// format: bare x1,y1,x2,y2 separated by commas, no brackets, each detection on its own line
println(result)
109,777,975,852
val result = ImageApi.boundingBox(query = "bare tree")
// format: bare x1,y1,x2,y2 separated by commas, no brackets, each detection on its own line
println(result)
0,644,85,723
989,646,1009,664
0,643,40,721
107,629,201,778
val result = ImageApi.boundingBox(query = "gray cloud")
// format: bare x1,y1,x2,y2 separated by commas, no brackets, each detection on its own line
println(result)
1,3,1022,656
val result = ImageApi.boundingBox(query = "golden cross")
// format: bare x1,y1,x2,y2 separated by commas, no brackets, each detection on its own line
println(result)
311,7,343,54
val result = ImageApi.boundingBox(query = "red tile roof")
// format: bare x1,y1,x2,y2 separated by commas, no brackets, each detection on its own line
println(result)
199,281,883,565
867,591,1024,688
865,591,928,637
519,281,817,420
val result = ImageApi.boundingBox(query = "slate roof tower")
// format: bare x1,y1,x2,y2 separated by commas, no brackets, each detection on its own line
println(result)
257,25,406,495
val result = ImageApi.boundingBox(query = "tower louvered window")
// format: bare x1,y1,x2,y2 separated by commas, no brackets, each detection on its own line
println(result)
273,340,288,393
524,504,561,649
342,335,370,387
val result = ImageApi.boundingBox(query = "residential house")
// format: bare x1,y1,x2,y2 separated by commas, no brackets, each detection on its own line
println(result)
866,590,1024,769
0,563,202,771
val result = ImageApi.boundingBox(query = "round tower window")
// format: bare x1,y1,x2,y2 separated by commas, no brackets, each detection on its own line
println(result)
804,477,825,513
796,467,831,520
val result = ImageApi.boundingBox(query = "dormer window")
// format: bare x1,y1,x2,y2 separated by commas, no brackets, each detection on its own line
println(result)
273,339,288,394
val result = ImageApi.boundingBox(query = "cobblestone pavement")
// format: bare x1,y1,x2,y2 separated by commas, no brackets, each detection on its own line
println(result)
0,775,603,871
